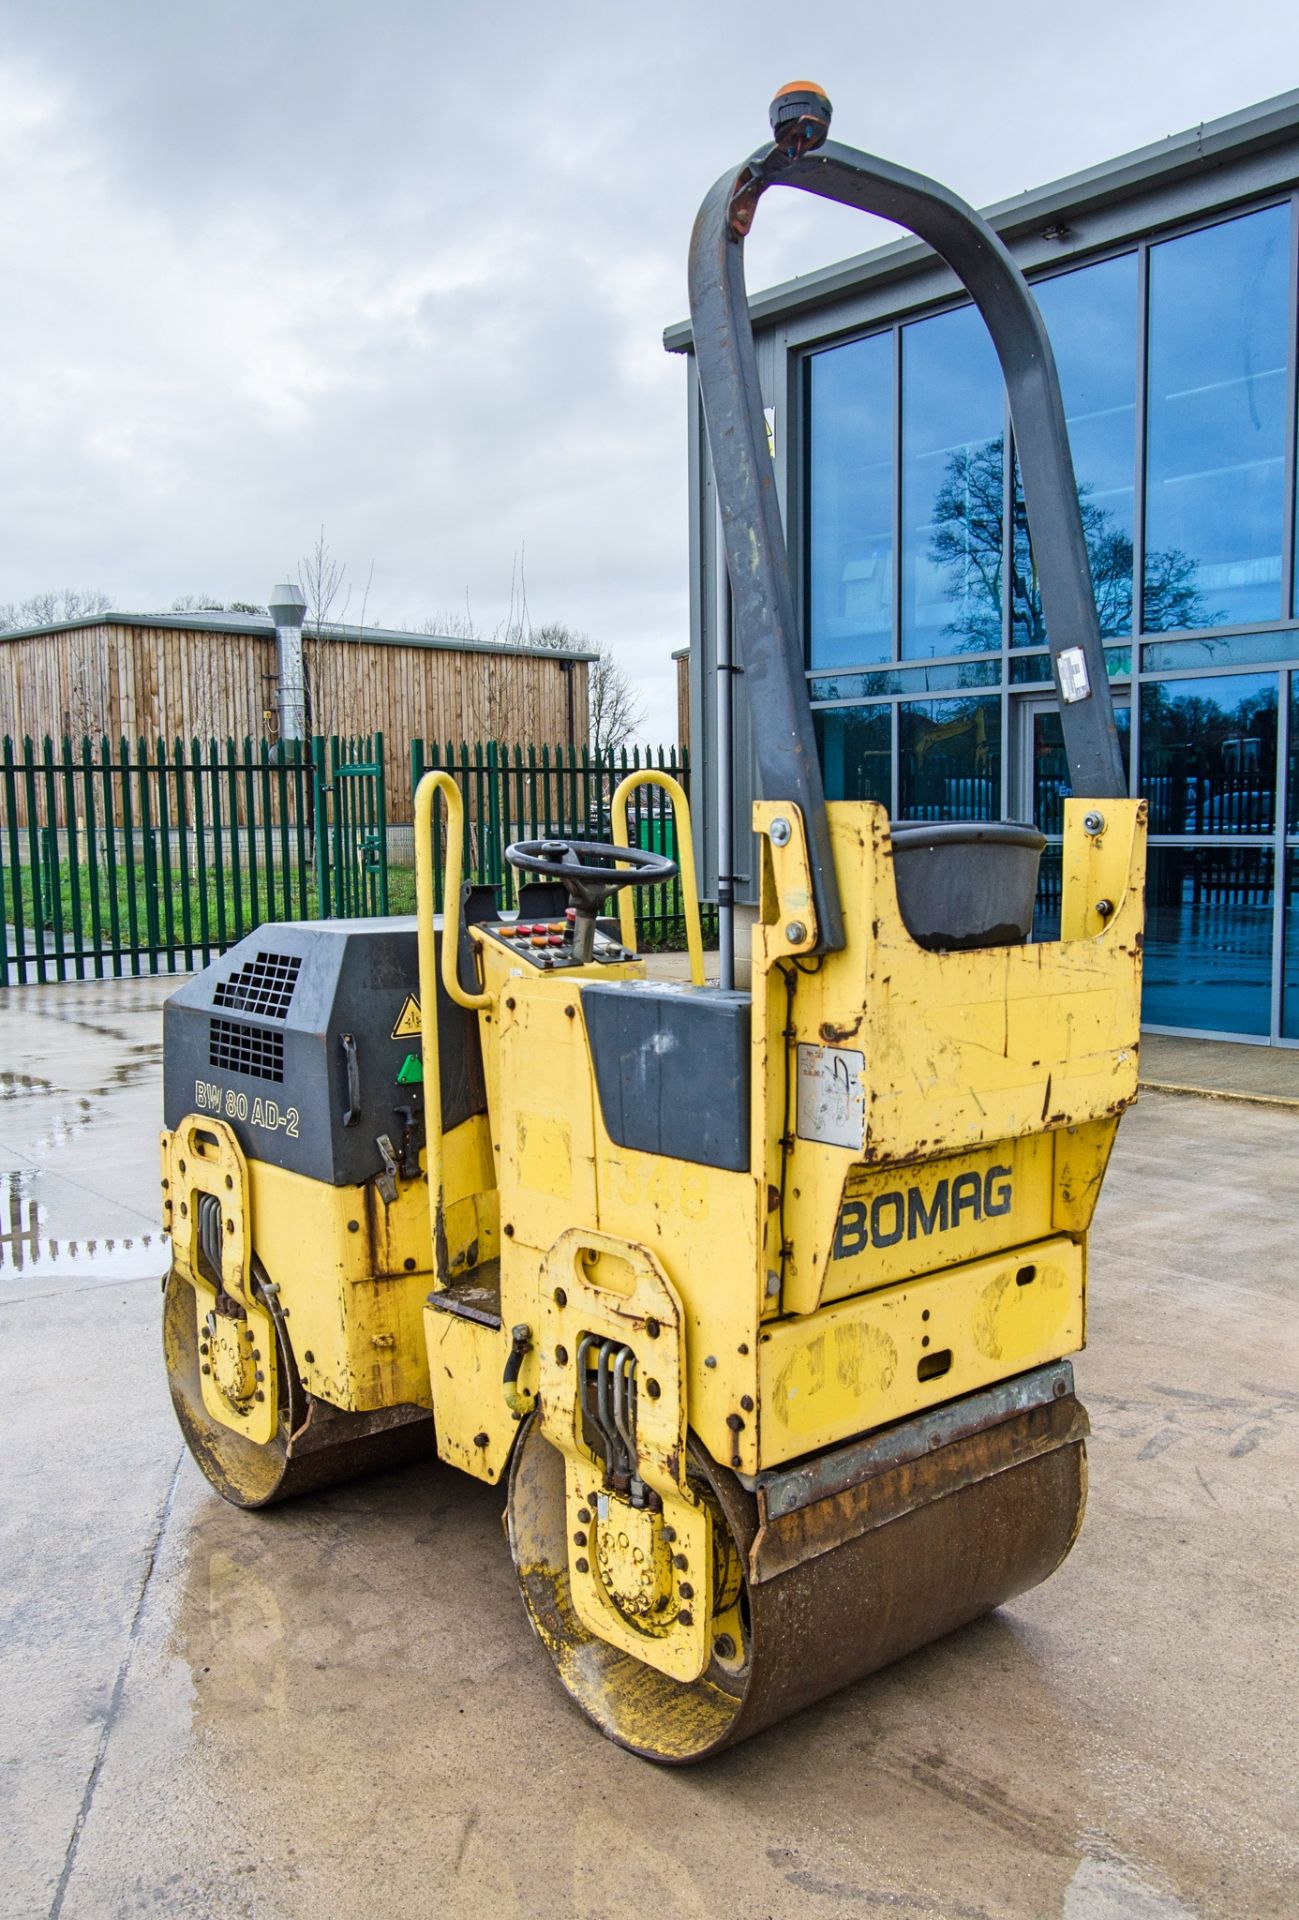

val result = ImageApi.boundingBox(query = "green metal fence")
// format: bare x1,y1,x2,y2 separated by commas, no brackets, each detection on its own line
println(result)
0,733,709,985
0,733,385,984
409,739,712,949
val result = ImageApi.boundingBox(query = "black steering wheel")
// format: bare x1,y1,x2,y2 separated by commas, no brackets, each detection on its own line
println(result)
504,839,677,960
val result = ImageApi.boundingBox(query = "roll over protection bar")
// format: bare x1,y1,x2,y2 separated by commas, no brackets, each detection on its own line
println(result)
688,86,1128,956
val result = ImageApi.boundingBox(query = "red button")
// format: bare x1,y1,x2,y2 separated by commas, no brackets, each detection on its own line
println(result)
548,933,563,946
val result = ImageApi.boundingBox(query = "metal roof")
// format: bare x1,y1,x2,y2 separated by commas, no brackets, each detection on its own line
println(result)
664,87,1299,351
0,608,596,663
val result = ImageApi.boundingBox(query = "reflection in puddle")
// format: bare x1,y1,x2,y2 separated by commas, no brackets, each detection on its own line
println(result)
1064,1851,1199,1917
0,1168,167,1280
0,1072,61,1100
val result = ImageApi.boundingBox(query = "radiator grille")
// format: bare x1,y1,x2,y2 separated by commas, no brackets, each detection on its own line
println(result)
209,1018,285,1083
214,951,301,1020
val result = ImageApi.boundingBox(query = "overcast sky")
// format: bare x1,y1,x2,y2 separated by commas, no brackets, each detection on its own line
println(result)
4,1,1297,740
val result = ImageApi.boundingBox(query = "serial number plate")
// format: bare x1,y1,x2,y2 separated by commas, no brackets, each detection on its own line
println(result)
796,1044,865,1150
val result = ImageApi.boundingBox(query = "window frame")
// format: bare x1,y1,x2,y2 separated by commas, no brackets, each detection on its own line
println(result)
797,187,1299,1043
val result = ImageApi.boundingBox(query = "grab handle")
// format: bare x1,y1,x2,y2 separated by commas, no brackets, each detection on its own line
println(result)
610,771,705,986
414,771,491,1017
413,771,491,1284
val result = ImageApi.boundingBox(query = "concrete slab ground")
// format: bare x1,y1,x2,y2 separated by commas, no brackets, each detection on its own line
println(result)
2,976,1296,1920
1137,1032,1299,1106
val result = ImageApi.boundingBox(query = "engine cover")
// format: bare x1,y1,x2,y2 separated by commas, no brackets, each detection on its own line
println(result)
163,917,485,1187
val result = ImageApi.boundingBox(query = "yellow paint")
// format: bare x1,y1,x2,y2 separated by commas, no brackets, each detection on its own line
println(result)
753,799,1146,1318
537,1229,713,1682
167,783,1145,1698
819,1133,1058,1301
753,800,818,955
424,1299,519,1483
758,1235,1084,1461
161,1117,278,1445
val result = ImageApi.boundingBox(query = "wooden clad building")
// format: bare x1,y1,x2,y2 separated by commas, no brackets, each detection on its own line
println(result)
0,610,593,821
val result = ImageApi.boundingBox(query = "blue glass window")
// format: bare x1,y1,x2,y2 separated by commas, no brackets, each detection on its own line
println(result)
1143,847,1275,1035
1032,849,1063,944
808,333,894,668
1283,852,1299,1040
808,659,999,702
1010,646,1131,687
1140,673,1278,834
1030,705,1131,836
1013,254,1138,644
898,696,1000,819
901,307,1004,658
1142,631,1299,672
1144,206,1290,631
814,705,891,807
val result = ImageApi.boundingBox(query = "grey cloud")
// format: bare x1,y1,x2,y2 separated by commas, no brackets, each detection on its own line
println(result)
2,0,1290,739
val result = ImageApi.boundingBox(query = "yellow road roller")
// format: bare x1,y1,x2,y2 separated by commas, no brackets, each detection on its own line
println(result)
160,85,1146,1761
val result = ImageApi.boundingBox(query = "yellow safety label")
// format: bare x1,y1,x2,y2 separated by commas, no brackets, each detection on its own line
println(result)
390,994,422,1039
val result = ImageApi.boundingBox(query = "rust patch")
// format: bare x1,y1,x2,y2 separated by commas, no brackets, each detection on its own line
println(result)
819,1014,863,1044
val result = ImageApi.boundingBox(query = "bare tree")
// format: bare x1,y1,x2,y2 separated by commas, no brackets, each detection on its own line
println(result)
0,586,114,631
298,525,350,636
420,601,479,640
531,620,580,651
588,639,645,758
296,527,352,739
168,594,267,616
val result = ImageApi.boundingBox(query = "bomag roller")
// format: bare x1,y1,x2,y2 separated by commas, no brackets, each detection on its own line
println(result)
159,86,1146,1761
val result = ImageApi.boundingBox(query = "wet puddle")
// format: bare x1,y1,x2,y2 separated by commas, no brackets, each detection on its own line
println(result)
0,1168,167,1282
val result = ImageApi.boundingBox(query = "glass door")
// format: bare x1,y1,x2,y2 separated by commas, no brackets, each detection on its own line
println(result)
1014,693,1131,940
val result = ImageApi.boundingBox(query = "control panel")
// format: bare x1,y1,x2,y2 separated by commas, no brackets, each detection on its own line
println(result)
480,912,633,971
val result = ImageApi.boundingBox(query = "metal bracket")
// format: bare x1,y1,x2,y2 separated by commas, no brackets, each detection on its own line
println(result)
374,1133,399,1207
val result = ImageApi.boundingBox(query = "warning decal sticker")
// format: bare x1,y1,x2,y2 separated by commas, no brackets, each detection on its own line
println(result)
390,994,422,1040
796,1043,866,1150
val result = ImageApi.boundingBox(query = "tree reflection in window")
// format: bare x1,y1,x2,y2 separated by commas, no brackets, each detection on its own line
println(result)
1140,674,1278,834
928,438,1206,650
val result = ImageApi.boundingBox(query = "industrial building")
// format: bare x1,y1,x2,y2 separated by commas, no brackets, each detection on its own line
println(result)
0,604,592,822
669,91,1299,1046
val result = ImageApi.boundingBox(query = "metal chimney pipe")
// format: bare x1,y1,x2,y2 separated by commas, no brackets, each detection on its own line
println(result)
267,583,308,741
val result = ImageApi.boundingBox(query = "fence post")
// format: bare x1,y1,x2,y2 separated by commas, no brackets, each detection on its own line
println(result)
312,735,330,918
2,738,26,984
21,739,48,983
486,740,501,895
257,738,277,925
137,737,161,974
155,736,177,969
275,740,293,925
41,735,69,982
0,813,8,988
375,731,390,915
190,737,211,969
